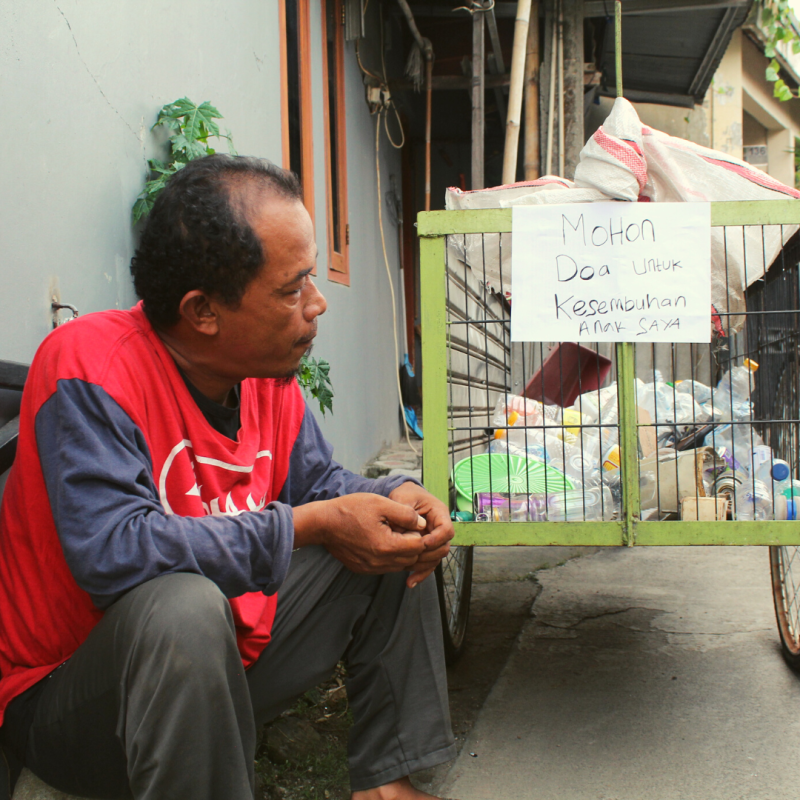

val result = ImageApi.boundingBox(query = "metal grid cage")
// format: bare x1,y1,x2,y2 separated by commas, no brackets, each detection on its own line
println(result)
420,202,800,548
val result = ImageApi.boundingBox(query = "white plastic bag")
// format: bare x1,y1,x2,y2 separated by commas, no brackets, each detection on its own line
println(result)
445,98,800,335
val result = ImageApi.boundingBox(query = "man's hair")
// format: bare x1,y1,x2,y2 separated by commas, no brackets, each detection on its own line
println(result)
131,154,303,329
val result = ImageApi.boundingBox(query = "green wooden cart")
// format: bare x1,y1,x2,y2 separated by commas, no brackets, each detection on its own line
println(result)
422,200,800,668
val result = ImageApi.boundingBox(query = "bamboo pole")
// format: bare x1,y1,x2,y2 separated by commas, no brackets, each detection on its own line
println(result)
523,0,540,180
501,0,533,184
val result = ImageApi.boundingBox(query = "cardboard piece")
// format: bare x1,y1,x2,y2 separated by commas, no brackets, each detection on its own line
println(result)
639,446,724,514
681,496,729,521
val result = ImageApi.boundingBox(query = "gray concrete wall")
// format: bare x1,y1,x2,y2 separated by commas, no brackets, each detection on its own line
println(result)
0,0,404,471
305,0,407,469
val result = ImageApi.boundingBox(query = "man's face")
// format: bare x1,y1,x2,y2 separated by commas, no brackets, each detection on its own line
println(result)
211,194,327,380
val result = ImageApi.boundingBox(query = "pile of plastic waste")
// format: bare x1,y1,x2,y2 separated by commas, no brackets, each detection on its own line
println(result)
457,358,798,522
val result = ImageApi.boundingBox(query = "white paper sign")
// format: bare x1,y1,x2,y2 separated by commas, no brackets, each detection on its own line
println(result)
511,202,711,343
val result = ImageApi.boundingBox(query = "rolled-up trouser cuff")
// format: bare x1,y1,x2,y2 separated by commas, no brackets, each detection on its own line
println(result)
349,741,458,792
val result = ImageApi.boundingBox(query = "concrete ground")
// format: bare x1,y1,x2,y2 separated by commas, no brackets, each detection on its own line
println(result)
437,545,800,800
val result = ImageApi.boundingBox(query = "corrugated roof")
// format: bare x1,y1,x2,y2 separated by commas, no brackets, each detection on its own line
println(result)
596,1,753,107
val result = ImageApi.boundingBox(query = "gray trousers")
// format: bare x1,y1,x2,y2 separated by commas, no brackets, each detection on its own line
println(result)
19,546,455,799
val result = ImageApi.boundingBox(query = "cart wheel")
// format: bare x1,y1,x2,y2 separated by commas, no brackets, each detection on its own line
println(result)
770,546,800,670
435,546,474,664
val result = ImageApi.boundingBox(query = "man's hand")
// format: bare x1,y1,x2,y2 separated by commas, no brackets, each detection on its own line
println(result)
293,493,428,575
388,483,454,588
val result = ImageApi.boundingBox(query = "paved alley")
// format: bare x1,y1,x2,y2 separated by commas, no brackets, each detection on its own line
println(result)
439,546,800,800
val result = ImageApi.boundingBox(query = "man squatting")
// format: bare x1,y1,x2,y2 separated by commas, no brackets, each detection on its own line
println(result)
0,155,457,800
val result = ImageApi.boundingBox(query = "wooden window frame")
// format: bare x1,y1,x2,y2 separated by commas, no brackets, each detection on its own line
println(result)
321,0,350,284
279,0,316,232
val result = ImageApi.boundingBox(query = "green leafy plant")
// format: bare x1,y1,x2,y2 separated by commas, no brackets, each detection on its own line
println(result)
132,98,236,223
298,356,334,416
758,1,800,101
133,98,334,415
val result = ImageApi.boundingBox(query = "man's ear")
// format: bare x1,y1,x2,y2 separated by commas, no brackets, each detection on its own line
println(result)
178,290,220,336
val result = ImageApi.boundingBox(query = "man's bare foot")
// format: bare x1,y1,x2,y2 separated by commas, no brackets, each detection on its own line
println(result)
351,776,447,800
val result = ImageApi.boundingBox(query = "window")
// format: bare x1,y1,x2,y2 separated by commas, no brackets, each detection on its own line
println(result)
280,0,315,222
322,0,349,283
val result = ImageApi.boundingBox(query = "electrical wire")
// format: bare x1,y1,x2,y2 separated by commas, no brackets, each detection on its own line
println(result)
355,38,383,82
384,104,405,148
375,109,419,456
379,3,405,148
354,6,416,452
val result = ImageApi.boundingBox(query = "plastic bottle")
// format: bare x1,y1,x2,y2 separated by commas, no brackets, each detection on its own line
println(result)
560,453,600,489
601,467,622,508
602,444,621,472
714,359,758,421
639,470,658,511
735,478,773,521
636,378,677,424
675,379,712,406
783,479,800,499
707,424,755,474
574,427,602,465
749,444,773,478
751,452,792,496
523,429,571,465
531,486,615,522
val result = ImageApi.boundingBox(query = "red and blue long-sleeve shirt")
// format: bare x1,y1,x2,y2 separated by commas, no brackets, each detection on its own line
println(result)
0,302,414,726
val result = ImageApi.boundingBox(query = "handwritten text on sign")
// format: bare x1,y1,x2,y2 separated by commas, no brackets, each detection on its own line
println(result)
511,203,711,343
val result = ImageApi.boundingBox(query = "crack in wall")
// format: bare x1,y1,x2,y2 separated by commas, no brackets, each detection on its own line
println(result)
54,2,140,141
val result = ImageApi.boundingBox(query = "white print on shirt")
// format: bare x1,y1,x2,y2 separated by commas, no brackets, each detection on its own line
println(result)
158,439,273,516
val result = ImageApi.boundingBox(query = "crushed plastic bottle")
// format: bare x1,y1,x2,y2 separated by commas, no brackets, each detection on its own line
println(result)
672,392,711,427
706,423,760,473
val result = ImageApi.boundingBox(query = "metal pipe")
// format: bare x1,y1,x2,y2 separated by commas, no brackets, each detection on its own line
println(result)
425,57,433,210
557,0,565,178
615,0,623,98
486,7,508,125
501,0,533,184
472,3,486,189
